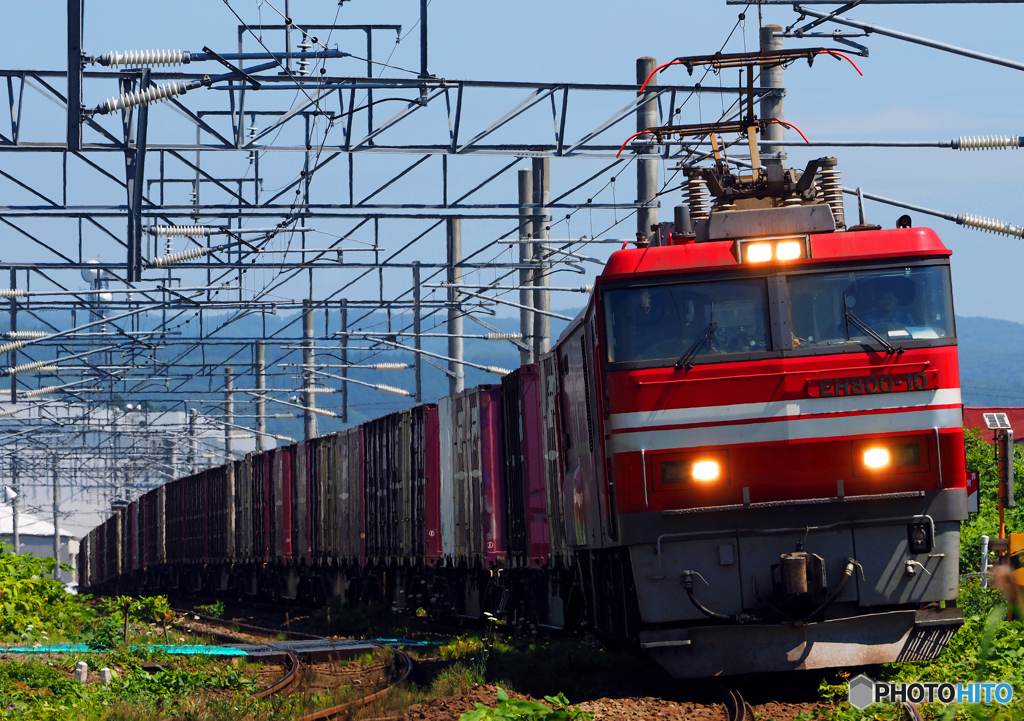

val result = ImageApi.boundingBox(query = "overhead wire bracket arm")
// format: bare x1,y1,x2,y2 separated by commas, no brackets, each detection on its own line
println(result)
201,46,262,90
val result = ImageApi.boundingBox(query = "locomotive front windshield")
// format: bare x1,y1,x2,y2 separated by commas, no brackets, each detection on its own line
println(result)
603,263,954,365
787,265,954,347
604,279,771,363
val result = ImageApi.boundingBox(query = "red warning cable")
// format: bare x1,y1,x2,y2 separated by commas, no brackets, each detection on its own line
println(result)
638,59,683,93
818,49,864,76
616,129,655,158
768,119,811,144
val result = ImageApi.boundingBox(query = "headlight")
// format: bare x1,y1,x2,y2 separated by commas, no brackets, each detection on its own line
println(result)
863,448,890,468
775,241,802,260
746,243,773,263
692,461,720,481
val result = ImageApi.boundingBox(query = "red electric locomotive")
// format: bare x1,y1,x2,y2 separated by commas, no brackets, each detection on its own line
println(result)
555,155,966,677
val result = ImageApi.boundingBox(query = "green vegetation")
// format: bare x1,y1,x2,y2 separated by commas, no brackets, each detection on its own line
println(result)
460,688,593,721
0,546,93,644
808,430,1024,720
193,600,226,619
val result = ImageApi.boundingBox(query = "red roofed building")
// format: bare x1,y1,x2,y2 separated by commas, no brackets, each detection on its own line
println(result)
962,407,1024,443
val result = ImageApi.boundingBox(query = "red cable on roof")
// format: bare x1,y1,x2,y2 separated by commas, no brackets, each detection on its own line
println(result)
616,129,655,158
638,59,683,93
768,119,811,144
818,49,864,76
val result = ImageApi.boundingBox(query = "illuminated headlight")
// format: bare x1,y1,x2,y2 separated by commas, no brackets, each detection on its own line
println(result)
692,461,720,481
746,243,773,263
863,448,890,469
775,241,802,260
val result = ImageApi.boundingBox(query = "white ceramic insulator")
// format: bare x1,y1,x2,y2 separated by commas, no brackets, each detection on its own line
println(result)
5,331,46,340
956,135,1022,151
0,340,28,355
374,383,412,397
0,289,27,298
22,385,60,398
102,50,188,68
5,359,57,376
151,225,213,237
957,214,1024,238
299,387,335,394
485,333,522,341
368,362,409,370
99,81,190,115
486,366,513,376
148,246,211,268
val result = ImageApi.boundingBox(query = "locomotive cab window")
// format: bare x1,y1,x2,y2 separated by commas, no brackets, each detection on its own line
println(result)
787,265,954,350
604,278,771,364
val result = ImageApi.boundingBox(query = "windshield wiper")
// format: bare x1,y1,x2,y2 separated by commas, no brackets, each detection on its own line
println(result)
675,303,717,370
843,293,903,355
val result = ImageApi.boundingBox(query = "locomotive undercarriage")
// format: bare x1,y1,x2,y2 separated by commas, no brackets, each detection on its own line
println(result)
617,488,967,677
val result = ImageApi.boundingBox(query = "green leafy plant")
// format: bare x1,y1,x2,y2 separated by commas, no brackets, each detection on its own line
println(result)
194,600,226,618
0,543,95,643
459,688,593,721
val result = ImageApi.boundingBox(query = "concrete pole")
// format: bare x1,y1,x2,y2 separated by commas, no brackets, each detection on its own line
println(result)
413,263,423,403
10,456,19,554
518,167,535,364
9,269,16,404
302,299,317,439
637,57,660,246
52,454,60,579
532,158,551,357
447,218,464,395
188,408,198,472
760,25,785,168
224,367,234,462
340,299,349,423
255,341,266,450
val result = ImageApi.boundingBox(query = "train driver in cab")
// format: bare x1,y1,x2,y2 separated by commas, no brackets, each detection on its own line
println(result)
861,278,915,330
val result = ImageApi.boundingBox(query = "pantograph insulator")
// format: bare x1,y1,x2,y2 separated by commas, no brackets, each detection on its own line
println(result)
686,177,710,222
99,50,190,67
953,135,1024,151
486,366,513,376
148,246,212,268
96,80,192,115
956,214,1024,238
150,225,214,237
818,167,846,229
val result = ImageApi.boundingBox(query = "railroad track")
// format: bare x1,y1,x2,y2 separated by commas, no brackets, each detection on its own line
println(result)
724,688,754,721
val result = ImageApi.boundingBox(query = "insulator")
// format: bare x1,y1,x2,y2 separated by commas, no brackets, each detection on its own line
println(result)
5,359,57,376
954,135,1023,151
148,246,212,268
0,289,27,298
484,333,522,341
99,50,189,68
486,366,513,376
713,198,736,212
22,385,61,398
299,387,335,394
367,362,410,369
97,80,191,115
0,340,28,355
374,383,412,397
818,167,846,229
5,331,46,339
782,195,803,207
687,177,710,222
150,225,213,237
956,214,1024,238
298,40,313,50
165,237,173,256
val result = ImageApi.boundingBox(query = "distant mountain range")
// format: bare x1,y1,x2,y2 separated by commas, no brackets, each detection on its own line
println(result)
956,315,1024,407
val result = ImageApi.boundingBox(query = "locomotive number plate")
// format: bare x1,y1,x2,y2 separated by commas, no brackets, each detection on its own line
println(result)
809,371,936,398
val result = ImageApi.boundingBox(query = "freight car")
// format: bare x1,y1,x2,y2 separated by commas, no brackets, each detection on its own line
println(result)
81,153,967,678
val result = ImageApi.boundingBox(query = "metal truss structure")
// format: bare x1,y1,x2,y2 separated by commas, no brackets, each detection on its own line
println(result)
2,0,1024,537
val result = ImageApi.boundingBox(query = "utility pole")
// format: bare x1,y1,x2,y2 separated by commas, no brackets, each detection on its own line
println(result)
518,167,535,364
760,25,785,168
188,408,198,472
52,454,60,580
9,270,16,404
302,298,317,439
413,262,423,403
636,57,659,246
340,299,349,423
532,158,551,357
255,341,266,450
224,367,234,462
447,218,464,394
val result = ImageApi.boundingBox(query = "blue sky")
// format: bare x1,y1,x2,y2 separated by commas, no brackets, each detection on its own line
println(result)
1,1,1023,320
